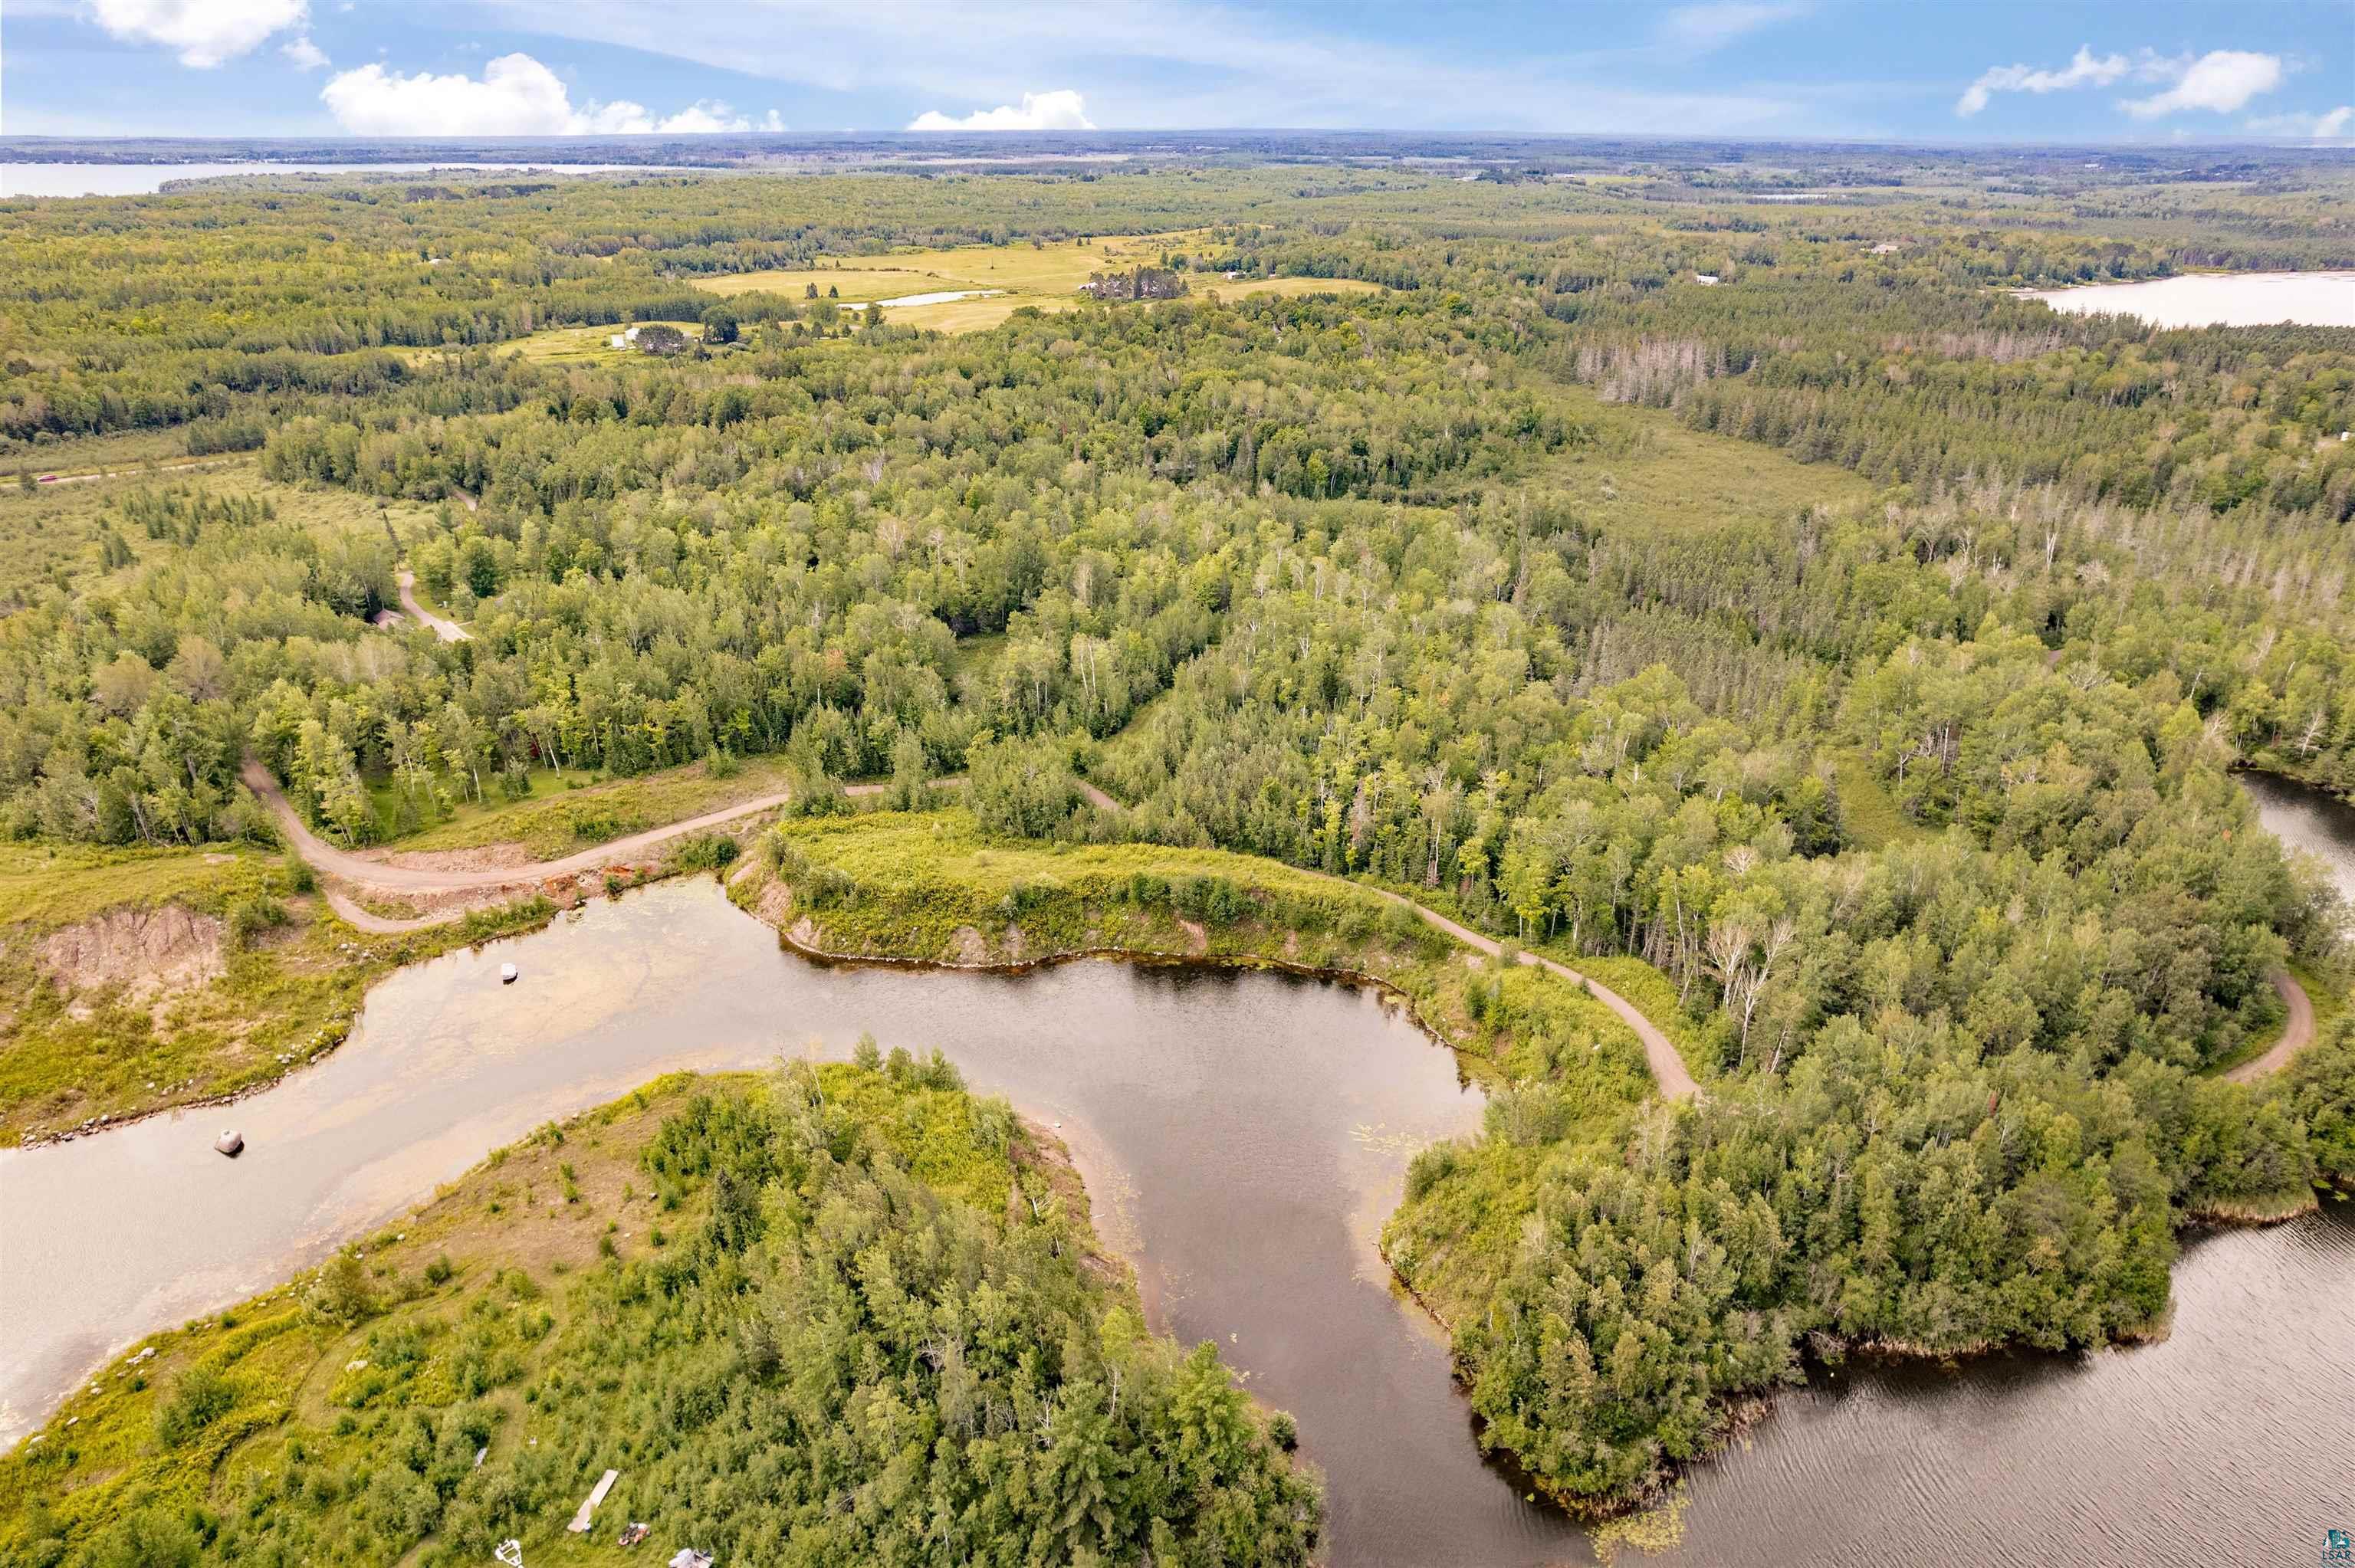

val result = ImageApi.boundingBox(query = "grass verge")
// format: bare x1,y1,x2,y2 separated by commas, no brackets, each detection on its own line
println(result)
367,754,796,861
738,809,1664,1105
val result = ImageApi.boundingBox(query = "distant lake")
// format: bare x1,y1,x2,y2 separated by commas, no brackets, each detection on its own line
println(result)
0,162,708,198
2025,271,2355,329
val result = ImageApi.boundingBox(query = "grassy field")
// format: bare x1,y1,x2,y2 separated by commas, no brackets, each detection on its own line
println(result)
368,753,799,860
695,230,1200,300
0,841,552,1140
1828,748,1930,851
1547,384,1877,535
497,320,711,369
4,427,205,480
0,458,444,608
696,231,1386,335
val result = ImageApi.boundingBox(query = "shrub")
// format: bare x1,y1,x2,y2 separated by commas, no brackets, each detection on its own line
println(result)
155,1365,236,1447
225,894,291,947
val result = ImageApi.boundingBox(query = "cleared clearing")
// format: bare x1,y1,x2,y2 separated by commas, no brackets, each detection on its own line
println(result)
695,231,1388,334
499,320,708,368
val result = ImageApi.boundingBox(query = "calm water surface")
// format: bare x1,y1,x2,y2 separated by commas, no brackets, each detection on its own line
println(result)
2242,769,2355,924
0,162,704,198
0,881,1581,1566
2026,271,2355,329
4,774,2351,1565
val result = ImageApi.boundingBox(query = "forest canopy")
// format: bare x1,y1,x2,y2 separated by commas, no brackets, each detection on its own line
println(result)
1,146,2350,1531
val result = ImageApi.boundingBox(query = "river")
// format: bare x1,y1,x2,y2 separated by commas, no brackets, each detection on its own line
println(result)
2024,271,2355,330
2,773,2350,1564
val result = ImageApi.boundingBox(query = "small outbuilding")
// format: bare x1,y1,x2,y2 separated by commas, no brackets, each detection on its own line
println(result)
669,1551,714,1568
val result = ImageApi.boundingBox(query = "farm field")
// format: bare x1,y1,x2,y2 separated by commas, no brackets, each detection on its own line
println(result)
496,320,710,368
693,230,1384,332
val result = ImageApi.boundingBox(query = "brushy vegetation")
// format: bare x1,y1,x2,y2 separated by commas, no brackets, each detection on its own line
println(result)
757,808,1426,962
373,753,796,861
0,1065,1320,1566
0,841,553,1139
2,149,2350,1517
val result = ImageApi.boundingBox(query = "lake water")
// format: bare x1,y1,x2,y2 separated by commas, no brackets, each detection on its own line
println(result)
2025,271,2355,329
842,289,1007,310
2242,769,2355,927
2,773,2350,1563
0,162,706,198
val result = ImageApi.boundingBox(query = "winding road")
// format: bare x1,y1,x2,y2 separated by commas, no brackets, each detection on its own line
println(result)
1075,778,1699,1097
2225,969,2317,1083
255,761,2318,1101
242,759,803,934
394,571,470,643
252,761,1703,1096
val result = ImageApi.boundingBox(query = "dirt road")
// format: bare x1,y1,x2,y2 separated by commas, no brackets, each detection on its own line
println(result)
243,759,794,896
1076,774,1700,1099
261,751,1700,1097
1356,883,1700,1100
2225,969,2318,1083
395,571,470,642
33,457,232,487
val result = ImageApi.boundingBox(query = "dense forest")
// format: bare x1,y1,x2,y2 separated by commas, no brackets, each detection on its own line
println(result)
2,146,2350,1542
1,1061,1321,1566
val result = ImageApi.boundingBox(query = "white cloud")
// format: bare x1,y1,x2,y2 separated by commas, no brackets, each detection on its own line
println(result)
1956,46,2128,116
320,52,757,135
2245,104,2353,138
1657,3,1805,54
907,88,1095,131
476,0,1840,137
2122,51,2284,117
281,34,329,71
87,0,307,67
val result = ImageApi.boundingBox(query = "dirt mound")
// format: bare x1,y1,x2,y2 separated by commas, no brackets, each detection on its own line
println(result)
41,904,225,998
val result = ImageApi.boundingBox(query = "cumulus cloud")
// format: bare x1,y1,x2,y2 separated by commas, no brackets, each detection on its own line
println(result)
280,34,329,71
2245,104,2353,138
908,89,1094,131
320,52,759,135
1956,45,2128,116
2122,51,2284,117
88,0,307,67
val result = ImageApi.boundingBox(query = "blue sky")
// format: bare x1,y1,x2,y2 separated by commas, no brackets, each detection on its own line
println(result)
3,1,2350,142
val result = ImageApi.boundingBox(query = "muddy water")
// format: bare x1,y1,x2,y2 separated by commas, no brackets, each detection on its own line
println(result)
0,880,1585,1566
6,829,2352,1564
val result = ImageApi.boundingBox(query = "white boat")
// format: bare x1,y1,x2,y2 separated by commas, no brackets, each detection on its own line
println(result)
500,963,519,985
